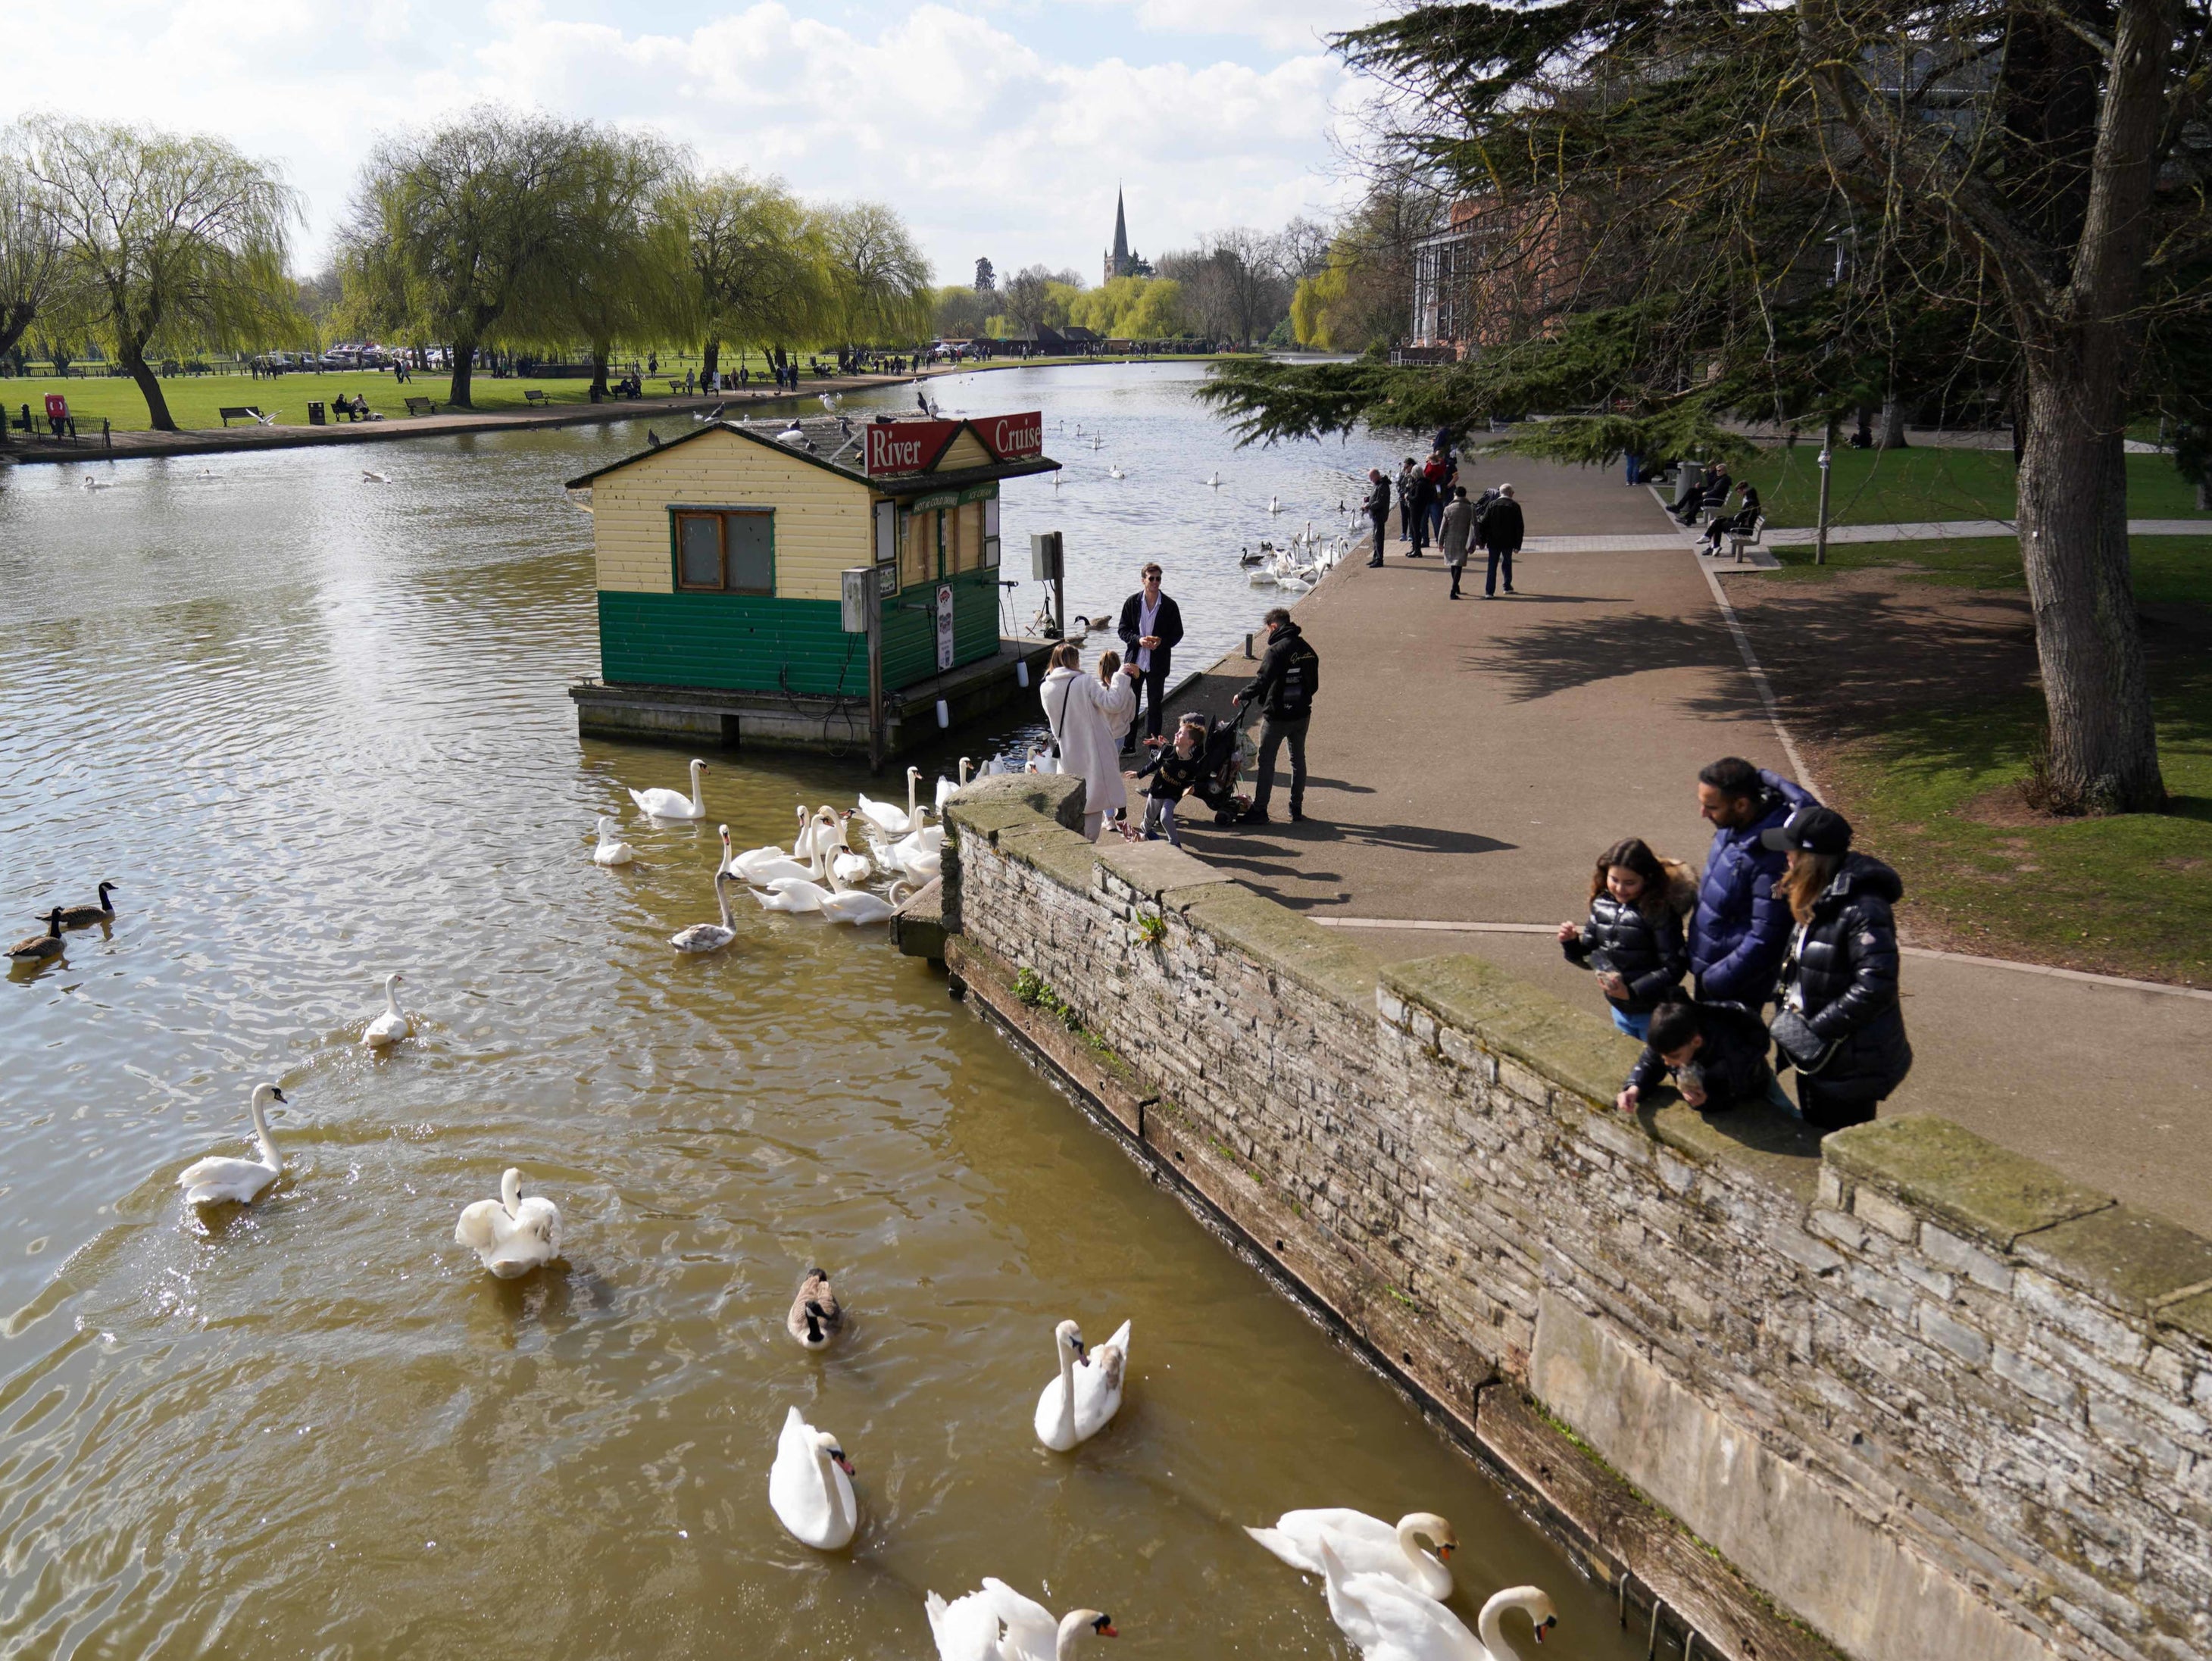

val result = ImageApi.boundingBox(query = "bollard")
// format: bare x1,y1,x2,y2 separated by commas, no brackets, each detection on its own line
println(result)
1244,632,1254,659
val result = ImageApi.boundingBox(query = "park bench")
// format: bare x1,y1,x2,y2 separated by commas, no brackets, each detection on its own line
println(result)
667,379,687,395
523,389,551,407
217,405,270,427
1726,514,1769,564
404,396,438,417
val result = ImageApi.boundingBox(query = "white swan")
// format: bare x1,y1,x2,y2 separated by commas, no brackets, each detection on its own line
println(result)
831,845,874,886
671,832,739,951
454,1166,561,1278
751,874,829,914
768,1405,857,1550
592,815,636,866
1247,1510,1457,1600
934,758,974,812
1267,495,1283,513
818,874,908,926
361,470,389,483
1108,465,1126,479
362,973,411,1049
926,1580,1118,1661
795,804,843,862
1207,471,1223,488
177,1083,286,1207
1034,1317,1129,1450
856,766,921,837
1319,1540,1557,1661
630,757,707,820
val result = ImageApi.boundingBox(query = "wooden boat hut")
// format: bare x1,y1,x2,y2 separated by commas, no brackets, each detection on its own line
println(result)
564,412,1059,763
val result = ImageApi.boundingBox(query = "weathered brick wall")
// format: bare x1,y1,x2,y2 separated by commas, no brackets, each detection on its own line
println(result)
945,777,2212,1661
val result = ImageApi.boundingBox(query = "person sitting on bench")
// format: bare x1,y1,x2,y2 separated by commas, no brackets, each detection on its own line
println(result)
1673,463,1731,524
1701,482,1761,551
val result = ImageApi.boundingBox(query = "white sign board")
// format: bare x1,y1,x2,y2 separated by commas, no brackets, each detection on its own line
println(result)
935,583,955,670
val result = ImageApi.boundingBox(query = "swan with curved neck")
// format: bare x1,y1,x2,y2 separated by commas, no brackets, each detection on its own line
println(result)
728,810,825,885
926,1579,1117,1661
363,973,411,1049
856,766,921,837
177,1083,286,1207
630,757,707,820
1247,1508,1457,1600
1318,1537,1557,1661
592,816,635,866
670,831,739,951
768,1405,856,1550
455,1167,561,1277
1034,1317,1129,1451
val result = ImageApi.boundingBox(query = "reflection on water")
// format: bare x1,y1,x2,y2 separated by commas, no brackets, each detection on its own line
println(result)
0,367,1637,1657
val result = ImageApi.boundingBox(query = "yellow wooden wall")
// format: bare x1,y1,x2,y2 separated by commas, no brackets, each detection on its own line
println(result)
936,429,992,471
591,429,874,598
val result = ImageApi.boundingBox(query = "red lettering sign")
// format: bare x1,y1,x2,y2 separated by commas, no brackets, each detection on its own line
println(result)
979,411,1042,461
864,419,959,476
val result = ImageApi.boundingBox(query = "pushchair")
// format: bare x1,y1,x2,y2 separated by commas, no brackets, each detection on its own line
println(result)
1188,711,1256,823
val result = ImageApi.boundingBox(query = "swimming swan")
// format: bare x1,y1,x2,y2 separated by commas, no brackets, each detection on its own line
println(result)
592,816,636,866
769,1405,857,1550
1319,1539,1556,1661
1034,1317,1129,1450
751,873,829,913
926,1580,1118,1661
728,811,823,885
856,766,922,837
818,874,908,926
788,1267,843,1348
630,757,707,820
362,972,411,1048
177,1083,286,1207
933,758,974,812
1247,1510,1457,1600
671,832,739,951
454,1166,561,1278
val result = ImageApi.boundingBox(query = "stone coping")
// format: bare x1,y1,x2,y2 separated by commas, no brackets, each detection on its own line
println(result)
948,776,2212,1355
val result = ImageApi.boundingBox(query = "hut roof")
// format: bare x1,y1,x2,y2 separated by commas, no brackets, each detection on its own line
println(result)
564,414,1058,495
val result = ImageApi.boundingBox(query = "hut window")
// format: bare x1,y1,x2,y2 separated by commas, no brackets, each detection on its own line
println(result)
673,509,776,595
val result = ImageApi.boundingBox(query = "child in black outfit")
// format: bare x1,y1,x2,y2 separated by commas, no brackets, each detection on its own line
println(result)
1132,717,1208,846
1616,999,1779,1115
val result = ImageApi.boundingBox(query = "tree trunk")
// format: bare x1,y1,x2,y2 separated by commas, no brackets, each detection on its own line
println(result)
2015,355,2164,813
1877,396,1910,448
589,348,610,399
121,343,175,432
701,339,721,386
448,341,476,410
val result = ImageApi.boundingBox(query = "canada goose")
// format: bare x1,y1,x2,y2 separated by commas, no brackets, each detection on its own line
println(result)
788,1268,844,1348
9,910,67,963
55,882,117,926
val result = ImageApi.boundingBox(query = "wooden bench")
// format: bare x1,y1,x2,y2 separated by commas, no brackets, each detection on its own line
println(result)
404,396,438,417
217,406,268,426
1726,514,1768,563
523,389,551,407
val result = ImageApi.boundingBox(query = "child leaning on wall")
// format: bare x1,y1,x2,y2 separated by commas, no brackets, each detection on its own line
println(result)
1556,837,1694,1041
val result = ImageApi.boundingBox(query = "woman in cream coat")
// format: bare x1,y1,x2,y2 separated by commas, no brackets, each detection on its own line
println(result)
1039,641,1142,841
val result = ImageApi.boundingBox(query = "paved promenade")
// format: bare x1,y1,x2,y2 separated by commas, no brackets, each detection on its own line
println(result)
1165,460,2212,1232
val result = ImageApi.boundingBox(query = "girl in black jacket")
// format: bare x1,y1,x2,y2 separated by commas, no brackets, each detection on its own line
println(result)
1557,838,1690,1038
1764,807,1914,1131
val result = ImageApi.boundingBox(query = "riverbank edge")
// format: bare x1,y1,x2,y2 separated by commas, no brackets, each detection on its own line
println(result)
937,773,2212,1661
0,354,1238,467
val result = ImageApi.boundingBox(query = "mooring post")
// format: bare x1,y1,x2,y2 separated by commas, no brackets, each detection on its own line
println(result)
866,570,886,775
1647,1599,1664,1659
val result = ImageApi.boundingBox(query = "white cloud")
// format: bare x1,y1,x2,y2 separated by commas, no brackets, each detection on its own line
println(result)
3,1,1366,283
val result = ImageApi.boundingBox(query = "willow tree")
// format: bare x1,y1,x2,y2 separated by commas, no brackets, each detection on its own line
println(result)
548,130,692,397
1207,0,2212,815
0,137,64,366
817,201,933,348
23,117,298,430
676,170,827,384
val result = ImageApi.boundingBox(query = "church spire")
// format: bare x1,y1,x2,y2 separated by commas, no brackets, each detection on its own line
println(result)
1111,186,1129,267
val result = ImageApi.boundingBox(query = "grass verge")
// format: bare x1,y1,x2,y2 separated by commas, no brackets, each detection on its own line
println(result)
1735,445,2207,526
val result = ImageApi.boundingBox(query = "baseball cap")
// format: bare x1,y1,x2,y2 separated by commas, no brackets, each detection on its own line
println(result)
1761,805,1853,854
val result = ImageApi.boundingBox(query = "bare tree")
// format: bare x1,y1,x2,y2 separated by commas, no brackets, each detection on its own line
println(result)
0,137,64,365
23,116,298,430
1163,229,1283,346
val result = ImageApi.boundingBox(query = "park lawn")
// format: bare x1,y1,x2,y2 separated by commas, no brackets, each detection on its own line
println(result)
1756,537,2212,985
1736,444,2208,526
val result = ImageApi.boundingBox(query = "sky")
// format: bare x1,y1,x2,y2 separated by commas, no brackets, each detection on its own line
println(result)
5,0,1384,286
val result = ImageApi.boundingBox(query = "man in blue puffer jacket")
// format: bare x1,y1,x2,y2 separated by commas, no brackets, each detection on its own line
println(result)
1689,756,1814,1005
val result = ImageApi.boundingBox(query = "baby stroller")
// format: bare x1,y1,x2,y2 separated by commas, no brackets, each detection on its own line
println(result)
1188,712,1255,823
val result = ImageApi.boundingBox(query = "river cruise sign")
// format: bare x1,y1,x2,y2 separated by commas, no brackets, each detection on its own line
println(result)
863,412,1044,476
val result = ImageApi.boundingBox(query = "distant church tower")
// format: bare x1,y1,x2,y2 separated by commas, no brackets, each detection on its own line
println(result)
1104,187,1149,284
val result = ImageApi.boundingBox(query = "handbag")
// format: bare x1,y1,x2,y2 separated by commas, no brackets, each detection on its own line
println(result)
1769,1007,1840,1076
1036,679,1070,774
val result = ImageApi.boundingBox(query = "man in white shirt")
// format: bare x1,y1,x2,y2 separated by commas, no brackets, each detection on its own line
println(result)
1114,561,1185,754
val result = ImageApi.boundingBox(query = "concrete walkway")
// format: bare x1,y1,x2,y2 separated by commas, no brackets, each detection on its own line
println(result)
1164,459,2212,1234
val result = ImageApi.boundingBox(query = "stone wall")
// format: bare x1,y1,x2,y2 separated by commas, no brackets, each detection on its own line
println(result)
944,776,2212,1661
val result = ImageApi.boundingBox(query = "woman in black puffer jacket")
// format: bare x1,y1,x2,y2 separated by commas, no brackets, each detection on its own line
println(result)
1557,838,1691,1038
1764,807,1913,1131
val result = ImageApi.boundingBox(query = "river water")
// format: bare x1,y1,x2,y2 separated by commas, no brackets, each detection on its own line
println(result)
0,364,1637,1659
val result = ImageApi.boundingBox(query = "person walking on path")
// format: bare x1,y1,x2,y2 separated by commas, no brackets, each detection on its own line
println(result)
1557,837,1692,1039
1406,456,1436,557
1689,756,1814,1004
1763,806,1914,1131
1480,483,1524,596
1362,468,1392,567
1615,999,1781,1116
1114,561,1184,752
1233,606,1320,825
1039,642,1142,842
1396,459,1420,543
1438,485,1476,598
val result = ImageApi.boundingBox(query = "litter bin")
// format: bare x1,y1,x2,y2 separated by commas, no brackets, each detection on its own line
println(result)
1673,459,1704,508
308,401,326,426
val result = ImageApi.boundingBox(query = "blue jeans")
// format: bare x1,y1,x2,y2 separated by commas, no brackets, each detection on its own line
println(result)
1611,1007,1651,1040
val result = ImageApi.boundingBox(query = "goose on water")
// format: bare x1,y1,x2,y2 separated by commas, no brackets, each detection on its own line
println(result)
177,1083,286,1207
54,882,117,926
8,910,67,963
455,1166,561,1278
630,757,707,820
769,1405,858,1550
788,1268,843,1349
926,1581,1118,1661
362,972,411,1048
1034,1317,1129,1451
671,831,740,952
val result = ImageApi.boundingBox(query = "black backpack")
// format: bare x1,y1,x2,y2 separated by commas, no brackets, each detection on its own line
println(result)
1275,639,1320,717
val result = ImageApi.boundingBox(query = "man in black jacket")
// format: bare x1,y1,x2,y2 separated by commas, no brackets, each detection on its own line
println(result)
1362,468,1392,567
1480,483,1524,596
1616,999,1777,1115
1115,561,1184,751
1232,607,1320,824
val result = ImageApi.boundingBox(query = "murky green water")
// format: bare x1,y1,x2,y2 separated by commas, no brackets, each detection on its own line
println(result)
0,370,1640,1658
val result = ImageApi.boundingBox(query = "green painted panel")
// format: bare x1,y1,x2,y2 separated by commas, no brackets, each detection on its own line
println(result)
597,571,1003,697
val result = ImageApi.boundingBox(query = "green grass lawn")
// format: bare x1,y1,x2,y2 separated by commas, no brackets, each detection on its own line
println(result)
1736,444,2209,526
1753,536,2212,984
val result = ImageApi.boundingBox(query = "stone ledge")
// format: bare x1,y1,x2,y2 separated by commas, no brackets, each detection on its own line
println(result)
1648,1101,1825,1204
1180,886,1382,1013
944,772,1086,839
1094,837,1223,903
1382,953,1639,1110
1820,1116,2114,1250
993,821,1101,891
2013,1204,2212,1319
